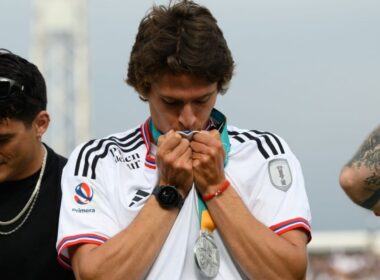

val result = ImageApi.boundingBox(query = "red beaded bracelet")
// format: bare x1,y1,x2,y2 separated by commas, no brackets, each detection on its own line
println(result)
203,180,230,202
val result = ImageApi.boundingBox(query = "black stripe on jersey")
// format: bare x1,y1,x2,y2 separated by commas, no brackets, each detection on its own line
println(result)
228,131,245,143
228,130,285,159
228,131,239,136
75,139,96,176
248,132,278,156
83,129,141,177
75,128,141,177
250,130,285,154
241,132,270,159
77,128,141,176
89,140,144,179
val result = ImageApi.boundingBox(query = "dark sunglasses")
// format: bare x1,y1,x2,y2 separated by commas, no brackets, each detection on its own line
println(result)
0,77,24,100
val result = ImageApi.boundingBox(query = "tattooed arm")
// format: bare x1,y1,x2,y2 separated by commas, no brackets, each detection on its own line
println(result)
340,125,380,213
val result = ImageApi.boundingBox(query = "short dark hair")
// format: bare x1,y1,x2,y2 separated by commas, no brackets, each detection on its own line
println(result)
126,0,234,98
0,49,47,126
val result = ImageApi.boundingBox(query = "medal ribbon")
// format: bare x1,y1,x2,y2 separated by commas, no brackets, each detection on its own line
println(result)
198,194,217,232
149,118,162,145
197,120,229,233
148,109,230,233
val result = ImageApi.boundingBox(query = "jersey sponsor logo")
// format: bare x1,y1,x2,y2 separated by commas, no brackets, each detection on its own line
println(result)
125,153,141,170
110,147,141,170
129,189,150,207
71,208,96,213
74,183,94,205
110,147,125,163
268,159,292,192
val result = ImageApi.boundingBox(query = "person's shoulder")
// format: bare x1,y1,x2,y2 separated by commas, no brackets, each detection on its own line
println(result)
65,126,144,178
70,126,141,156
227,124,293,160
44,143,68,167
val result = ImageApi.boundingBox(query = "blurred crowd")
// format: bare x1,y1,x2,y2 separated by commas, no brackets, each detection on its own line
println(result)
308,250,380,279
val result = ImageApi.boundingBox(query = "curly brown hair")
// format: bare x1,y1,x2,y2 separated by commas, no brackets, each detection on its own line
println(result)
126,0,234,98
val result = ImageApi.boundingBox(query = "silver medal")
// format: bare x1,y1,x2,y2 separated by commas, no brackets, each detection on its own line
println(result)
177,130,200,140
194,230,220,278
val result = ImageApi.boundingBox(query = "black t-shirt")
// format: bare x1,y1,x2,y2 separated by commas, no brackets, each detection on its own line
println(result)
0,144,75,280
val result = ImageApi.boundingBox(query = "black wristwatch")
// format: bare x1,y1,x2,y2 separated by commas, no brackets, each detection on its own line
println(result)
152,185,184,209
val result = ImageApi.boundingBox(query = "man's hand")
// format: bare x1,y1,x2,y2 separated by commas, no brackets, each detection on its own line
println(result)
191,130,226,195
156,130,193,197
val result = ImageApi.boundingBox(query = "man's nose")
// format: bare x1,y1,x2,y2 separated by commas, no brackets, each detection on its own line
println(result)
179,104,196,129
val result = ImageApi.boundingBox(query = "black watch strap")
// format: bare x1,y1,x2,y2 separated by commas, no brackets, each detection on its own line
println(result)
152,185,184,209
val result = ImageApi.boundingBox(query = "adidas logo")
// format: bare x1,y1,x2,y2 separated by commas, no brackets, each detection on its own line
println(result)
129,190,150,207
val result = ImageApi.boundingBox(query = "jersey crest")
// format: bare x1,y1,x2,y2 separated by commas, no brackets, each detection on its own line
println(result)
268,159,292,192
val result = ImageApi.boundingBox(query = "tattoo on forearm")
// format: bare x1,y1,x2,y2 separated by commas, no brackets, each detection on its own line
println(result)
347,126,380,173
364,174,380,188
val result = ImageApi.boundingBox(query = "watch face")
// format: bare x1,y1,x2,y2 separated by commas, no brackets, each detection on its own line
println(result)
158,186,180,207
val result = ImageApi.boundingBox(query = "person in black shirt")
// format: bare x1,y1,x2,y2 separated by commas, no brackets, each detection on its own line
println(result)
0,49,74,279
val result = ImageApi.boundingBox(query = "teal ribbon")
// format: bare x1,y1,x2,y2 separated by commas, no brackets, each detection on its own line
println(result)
148,108,230,166
197,196,207,224
210,109,230,167
147,108,230,220
196,109,230,220
149,118,162,145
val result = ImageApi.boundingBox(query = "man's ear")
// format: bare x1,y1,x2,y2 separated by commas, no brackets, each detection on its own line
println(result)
33,111,50,138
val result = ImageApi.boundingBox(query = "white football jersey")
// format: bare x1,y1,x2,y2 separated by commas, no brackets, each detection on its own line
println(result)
57,119,311,279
